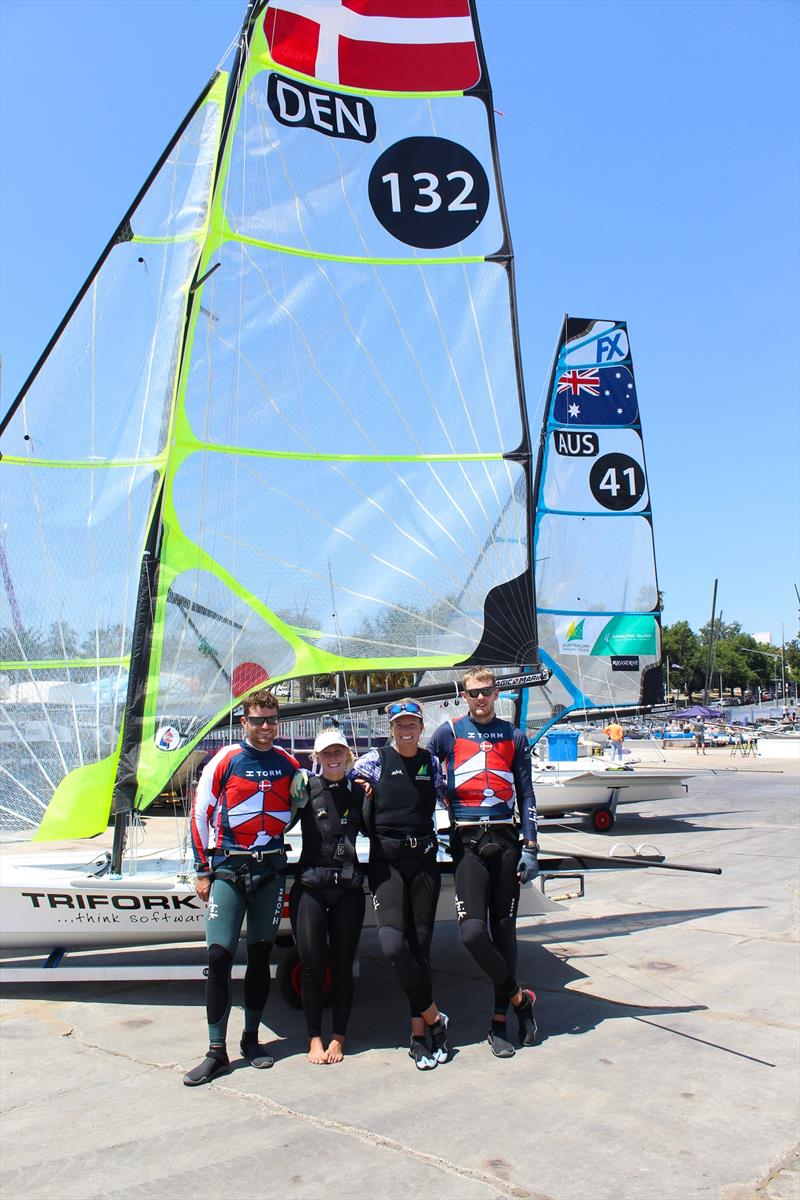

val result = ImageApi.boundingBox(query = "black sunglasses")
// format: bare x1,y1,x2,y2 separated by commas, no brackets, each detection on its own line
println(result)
245,715,279,726
464,686,496,698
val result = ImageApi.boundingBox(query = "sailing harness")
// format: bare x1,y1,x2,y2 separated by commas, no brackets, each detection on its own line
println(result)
452,817,521,862
208,845,287,903
299,775,364,890
365,745,438,861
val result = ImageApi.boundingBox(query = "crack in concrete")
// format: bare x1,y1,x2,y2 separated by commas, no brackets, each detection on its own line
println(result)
211,1080,552,1200
64,1031,551,1200
722,1142,800,1200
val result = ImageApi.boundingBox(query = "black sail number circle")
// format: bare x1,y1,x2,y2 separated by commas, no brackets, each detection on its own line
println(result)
589,453,646,511
368,137,490,249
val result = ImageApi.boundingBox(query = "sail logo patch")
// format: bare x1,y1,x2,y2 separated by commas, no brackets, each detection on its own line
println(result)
268,75,376,142
611,656,640,670
559,619,591,655
553,430,598,457
554,365,638,426
595,333,626,362
155,725,182,751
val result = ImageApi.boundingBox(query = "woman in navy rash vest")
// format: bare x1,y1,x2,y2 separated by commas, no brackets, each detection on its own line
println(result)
289,728,366,1064
352,699,450,1070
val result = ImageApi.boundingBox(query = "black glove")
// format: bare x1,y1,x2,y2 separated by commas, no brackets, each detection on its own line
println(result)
518,846,539,884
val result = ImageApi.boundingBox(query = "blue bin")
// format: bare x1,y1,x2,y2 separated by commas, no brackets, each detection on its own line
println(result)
547,730,579,762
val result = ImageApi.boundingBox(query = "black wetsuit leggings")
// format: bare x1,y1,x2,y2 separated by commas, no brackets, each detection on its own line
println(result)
452,825,522,1014
368,843,441,1017
289,883,366,1038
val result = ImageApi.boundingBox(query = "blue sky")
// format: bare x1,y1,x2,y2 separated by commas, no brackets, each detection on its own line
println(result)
1,0,798,644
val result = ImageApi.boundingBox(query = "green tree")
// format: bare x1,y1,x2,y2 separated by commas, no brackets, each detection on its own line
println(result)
662,621,702,701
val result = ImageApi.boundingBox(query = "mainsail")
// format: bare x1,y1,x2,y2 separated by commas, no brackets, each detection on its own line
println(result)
0,0,539,841
527,317,662,732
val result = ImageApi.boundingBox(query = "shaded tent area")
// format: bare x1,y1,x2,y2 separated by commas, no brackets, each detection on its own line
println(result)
676,705,724,719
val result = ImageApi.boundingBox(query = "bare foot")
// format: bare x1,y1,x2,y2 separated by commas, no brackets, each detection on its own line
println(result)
325,1037,345,1063
307,1036,327,1064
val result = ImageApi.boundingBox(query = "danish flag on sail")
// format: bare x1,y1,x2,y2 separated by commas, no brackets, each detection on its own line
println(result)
263,0,481,92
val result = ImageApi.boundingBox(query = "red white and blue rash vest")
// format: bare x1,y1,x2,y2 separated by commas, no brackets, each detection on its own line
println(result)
191,739,300,874
426,715,538,842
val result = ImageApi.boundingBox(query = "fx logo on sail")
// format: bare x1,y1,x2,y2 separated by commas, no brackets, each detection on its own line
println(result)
594,333,626,363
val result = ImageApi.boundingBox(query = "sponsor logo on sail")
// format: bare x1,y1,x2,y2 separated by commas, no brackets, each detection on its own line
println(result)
155,725,182,751
559,618,591,655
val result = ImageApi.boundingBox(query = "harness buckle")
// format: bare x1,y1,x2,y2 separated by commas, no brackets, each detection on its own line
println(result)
407,836,417,849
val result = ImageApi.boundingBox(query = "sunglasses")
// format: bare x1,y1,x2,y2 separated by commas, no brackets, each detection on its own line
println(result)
387,701,423,718
464,687,496,698
245,715,279,726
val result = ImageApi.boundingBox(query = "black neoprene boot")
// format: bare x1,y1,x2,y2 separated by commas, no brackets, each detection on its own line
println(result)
240,1031,274,1069
515,988,538,1046
183,1044,230,1087
487,1021,515,1058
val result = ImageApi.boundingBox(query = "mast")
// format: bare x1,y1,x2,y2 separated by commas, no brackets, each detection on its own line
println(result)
110,1,260,874
702,578,718,707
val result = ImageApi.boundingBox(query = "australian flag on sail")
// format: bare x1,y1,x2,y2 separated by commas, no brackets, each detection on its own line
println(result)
553,364,639,426
264,1,480,93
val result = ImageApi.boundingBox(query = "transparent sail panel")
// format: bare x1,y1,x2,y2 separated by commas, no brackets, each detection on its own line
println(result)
169,455,525,662
184,246,520,456
0,92,224,835
536,514,657,613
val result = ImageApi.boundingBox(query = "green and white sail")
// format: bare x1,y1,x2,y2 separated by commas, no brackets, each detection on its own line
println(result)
0,0,539,839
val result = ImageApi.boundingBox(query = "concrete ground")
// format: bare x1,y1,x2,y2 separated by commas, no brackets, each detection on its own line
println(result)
1,752,798,1200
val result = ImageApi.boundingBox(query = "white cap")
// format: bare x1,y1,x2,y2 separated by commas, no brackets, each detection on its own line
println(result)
313,728,351,755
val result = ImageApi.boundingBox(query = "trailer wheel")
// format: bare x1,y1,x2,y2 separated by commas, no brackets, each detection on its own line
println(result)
590,806,615,833
276,947,333,1009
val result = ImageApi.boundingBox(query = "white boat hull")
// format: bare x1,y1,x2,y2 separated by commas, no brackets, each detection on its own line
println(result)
532,764,693,816
0,835,560,952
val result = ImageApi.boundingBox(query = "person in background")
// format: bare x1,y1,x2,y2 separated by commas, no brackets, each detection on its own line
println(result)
427,669,539,1059
603,720,625,763
289,728,366,1064
185,690,302,1086
352,699,450,1071
693,715,706,755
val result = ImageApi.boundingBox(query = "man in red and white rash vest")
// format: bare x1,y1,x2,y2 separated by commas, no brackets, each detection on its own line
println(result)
184,688,302,1086
427,668,540,1058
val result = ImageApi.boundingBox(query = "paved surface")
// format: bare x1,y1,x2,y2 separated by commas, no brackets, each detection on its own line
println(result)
1,752,798,1200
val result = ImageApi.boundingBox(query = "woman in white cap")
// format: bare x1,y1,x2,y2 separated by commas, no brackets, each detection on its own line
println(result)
352,699,450,1070
290,727,366,1064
